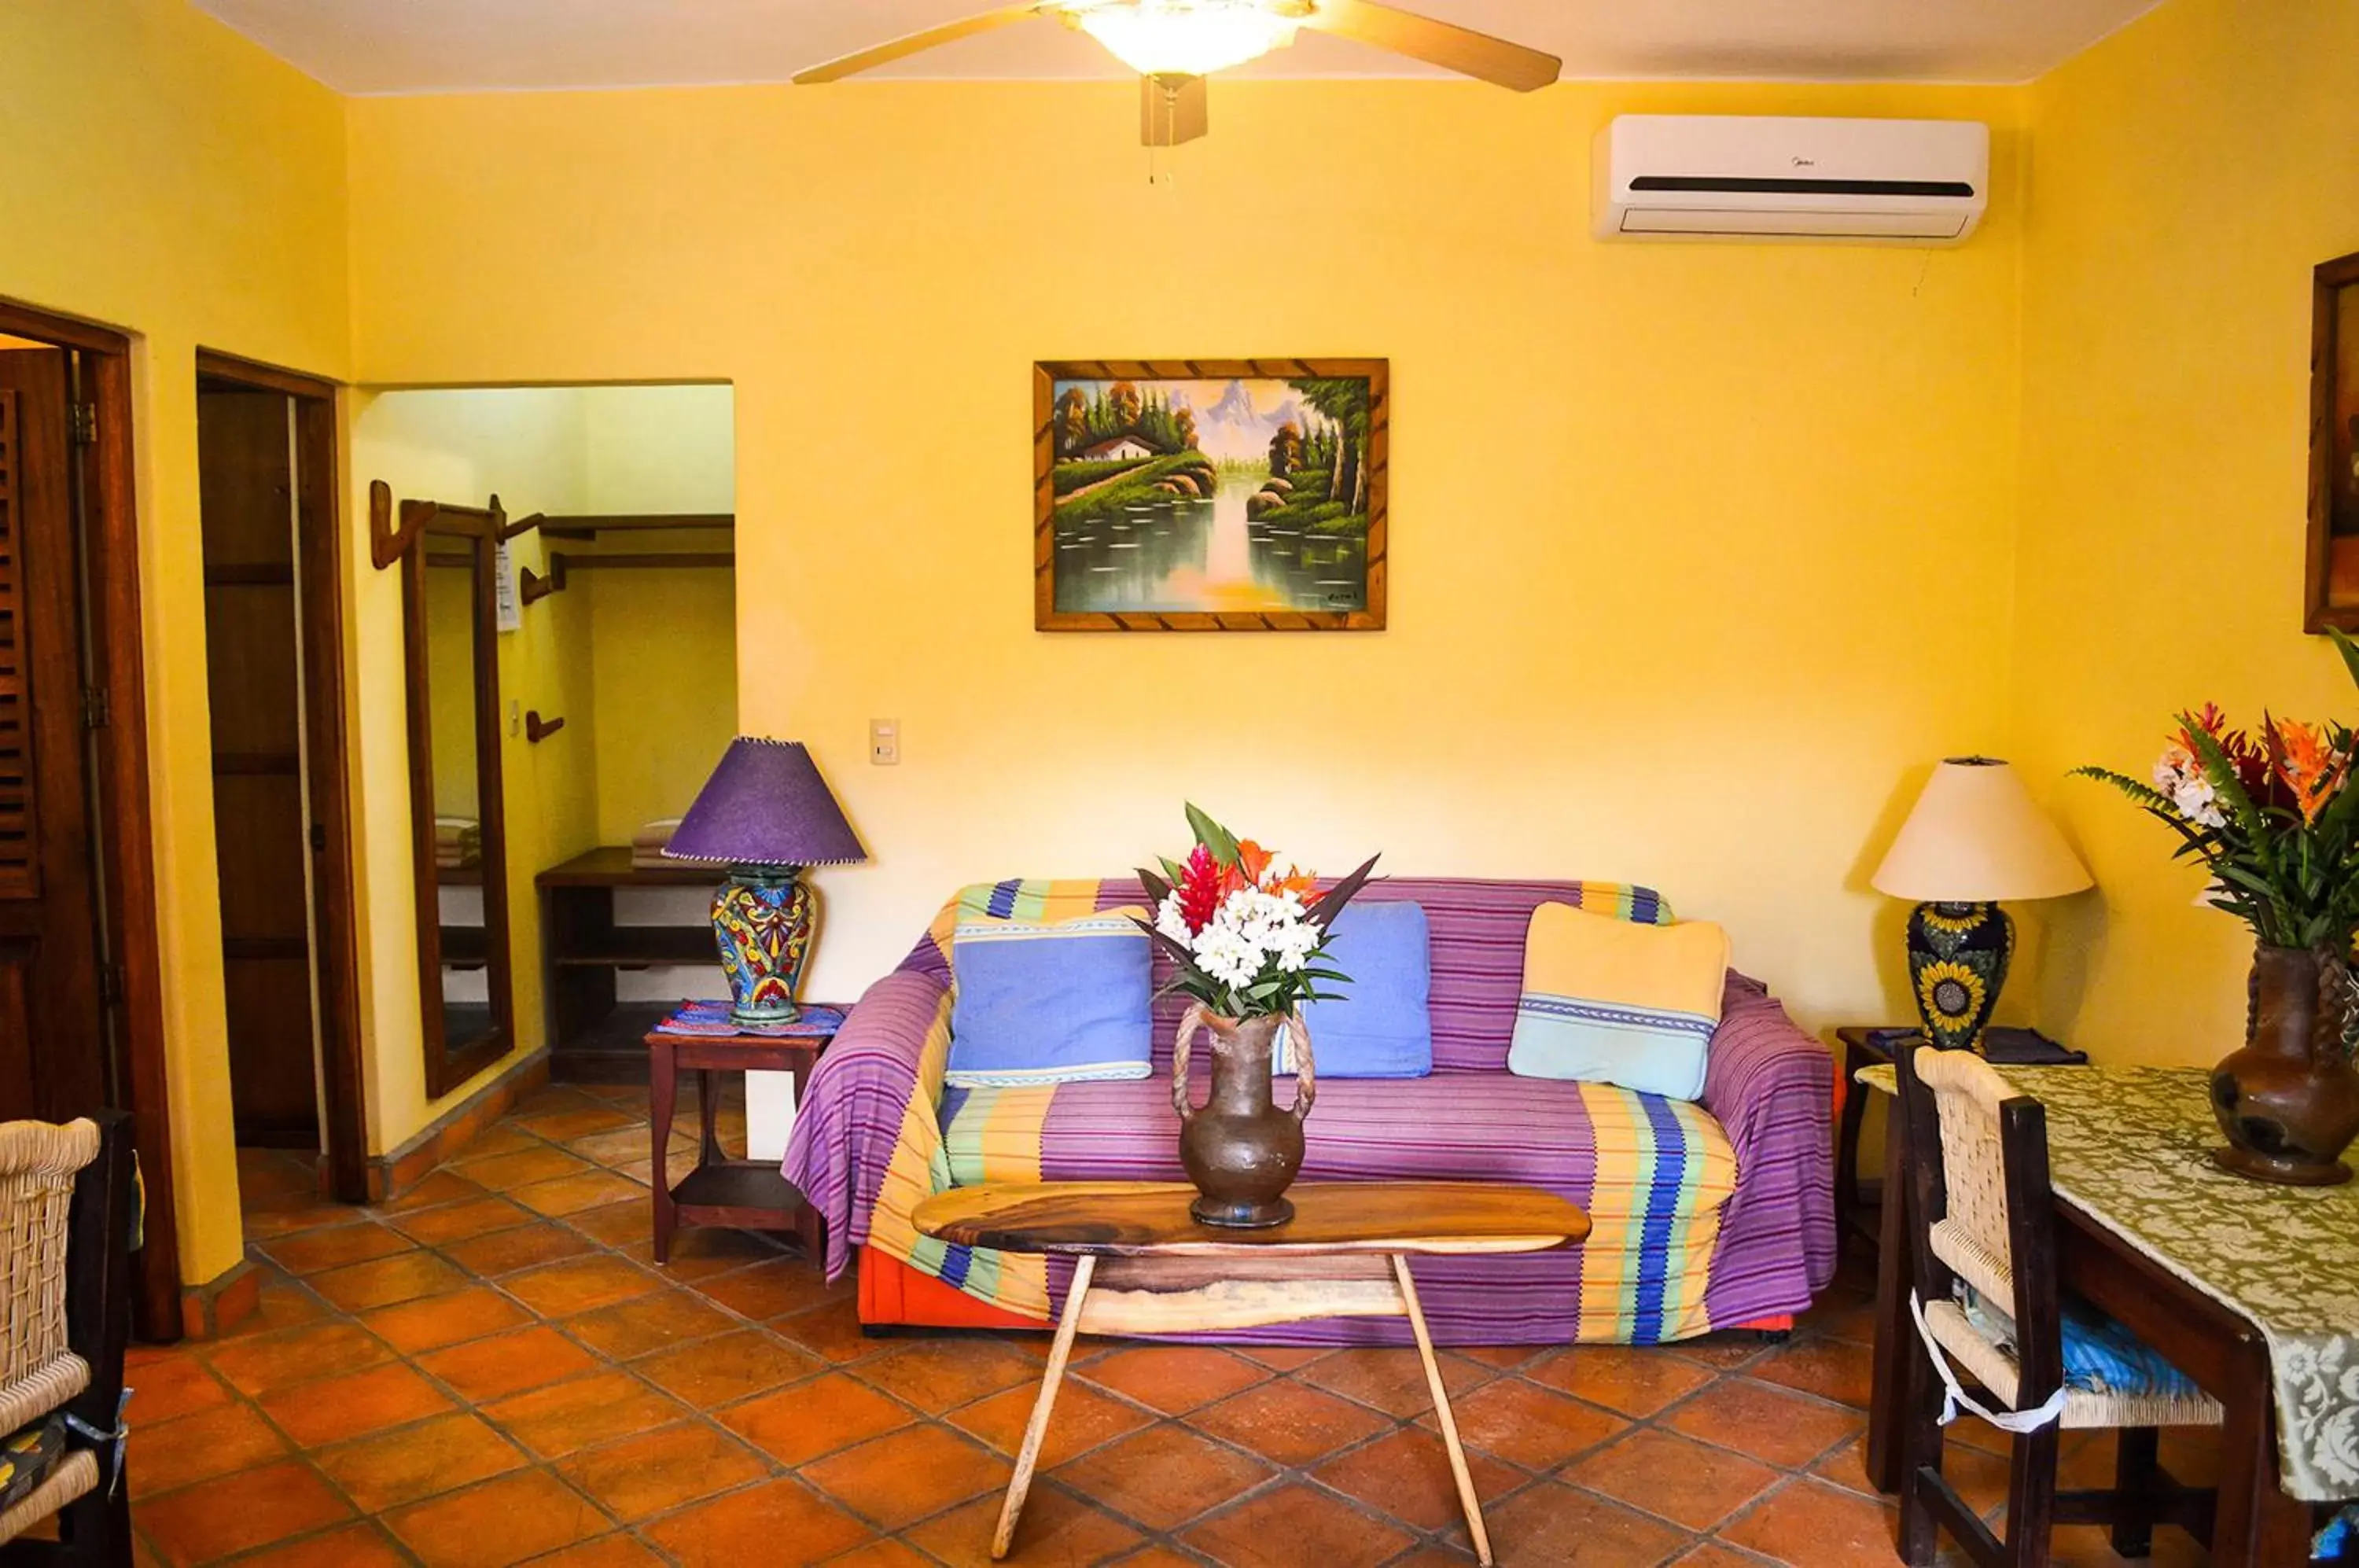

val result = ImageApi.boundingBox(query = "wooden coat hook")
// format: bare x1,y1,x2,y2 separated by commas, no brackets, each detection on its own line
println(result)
525,711,566,743
370,482,507,569
519,555,568,605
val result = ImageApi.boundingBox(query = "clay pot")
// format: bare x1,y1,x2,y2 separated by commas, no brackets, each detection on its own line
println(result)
1172,1010,1315,1228
2210,941,2359,1186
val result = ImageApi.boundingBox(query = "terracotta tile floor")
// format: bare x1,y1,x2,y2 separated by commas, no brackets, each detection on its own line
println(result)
110,1082,2223,1566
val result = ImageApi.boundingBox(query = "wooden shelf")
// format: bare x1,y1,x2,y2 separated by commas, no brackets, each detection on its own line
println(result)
540,845,722,1083
537,845,719,889
672,1161,803,1214
539,513,735,540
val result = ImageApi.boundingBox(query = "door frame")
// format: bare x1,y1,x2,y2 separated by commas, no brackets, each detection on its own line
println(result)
194,348,369,1208
0,296,182,1339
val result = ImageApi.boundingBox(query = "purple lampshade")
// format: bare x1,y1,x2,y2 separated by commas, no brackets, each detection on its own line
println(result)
662,738,867,868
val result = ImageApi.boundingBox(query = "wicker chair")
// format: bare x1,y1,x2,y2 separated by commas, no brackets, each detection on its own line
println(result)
0,1112,134,1566
1893,1043,2219,1568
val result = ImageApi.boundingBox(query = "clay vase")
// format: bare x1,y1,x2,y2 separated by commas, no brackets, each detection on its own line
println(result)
2210,941,2359,1187
1172,1010,1315,1228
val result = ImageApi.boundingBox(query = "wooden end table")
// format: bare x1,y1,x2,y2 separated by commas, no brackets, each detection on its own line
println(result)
1831,1025,1904,1249
646,1007,845,1264
914,1179,1590,1566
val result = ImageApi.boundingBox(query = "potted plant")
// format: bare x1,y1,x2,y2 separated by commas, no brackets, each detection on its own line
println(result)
2076,633,2359,1184
1135,806,1378,1227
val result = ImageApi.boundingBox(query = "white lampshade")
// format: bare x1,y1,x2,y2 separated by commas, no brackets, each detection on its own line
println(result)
1871,756,2094,904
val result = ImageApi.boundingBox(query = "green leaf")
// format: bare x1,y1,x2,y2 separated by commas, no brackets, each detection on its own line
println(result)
2332,628,2359,694
1158,856,1190,885
2181,720,2269,841
1183,802,1242,868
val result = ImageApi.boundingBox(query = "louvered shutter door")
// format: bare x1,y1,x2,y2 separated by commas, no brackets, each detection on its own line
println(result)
0,390,38,898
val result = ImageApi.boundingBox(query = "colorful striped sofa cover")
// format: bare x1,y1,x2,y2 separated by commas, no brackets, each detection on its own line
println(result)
782,877,1837,1345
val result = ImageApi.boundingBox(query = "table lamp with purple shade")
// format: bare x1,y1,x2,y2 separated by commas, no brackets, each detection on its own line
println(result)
663,738,867,1026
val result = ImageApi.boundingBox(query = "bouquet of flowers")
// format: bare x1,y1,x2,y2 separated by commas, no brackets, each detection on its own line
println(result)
2074,633,2359,951
1134,804,1380,1020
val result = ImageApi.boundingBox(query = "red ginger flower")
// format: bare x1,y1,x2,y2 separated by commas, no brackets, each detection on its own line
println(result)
1176,844,1224,934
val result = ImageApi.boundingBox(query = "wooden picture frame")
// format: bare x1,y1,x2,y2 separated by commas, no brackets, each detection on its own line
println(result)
2304,250,2359,632
1034,359,1388,631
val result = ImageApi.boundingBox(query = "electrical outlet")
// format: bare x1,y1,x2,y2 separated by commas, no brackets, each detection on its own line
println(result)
870,719,900,766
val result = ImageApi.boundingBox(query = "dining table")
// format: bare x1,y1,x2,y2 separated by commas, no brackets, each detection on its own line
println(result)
1860,1059,2356,1568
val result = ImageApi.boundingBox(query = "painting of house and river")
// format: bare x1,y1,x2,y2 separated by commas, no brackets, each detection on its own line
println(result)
1033,359,1387,631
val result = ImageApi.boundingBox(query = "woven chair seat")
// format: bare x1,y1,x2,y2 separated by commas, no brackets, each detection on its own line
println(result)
0,1447,94,1548
0,1354,87,1439
1922,1298,2223,1431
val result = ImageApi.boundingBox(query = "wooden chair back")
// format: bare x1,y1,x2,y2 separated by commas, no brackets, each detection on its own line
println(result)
1893,1043,2066,1412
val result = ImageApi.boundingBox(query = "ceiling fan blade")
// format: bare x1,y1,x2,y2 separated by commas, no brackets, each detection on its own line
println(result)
1141,74,1209,146
793,4,1043,84
1303,0,1560,91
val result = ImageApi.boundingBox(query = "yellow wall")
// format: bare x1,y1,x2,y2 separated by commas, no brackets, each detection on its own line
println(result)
587,567,738,843
348,80,2030,1027
0,0,350,1287
2012,0,2359,1063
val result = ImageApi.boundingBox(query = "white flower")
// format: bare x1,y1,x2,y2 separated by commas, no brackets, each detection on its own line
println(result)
2154,744,2227,829
1155,890,1195,948
1188,887,1323,991
1191,921,1260,987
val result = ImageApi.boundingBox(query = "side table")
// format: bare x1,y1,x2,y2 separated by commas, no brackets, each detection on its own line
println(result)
1831,1025,1903,1249
646,1004,846,1264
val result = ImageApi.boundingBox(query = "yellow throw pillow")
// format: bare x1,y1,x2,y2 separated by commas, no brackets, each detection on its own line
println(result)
1507,901,1730,1099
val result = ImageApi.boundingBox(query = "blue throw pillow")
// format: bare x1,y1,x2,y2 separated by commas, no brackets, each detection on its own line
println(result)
1285,902,1433,1079
946,907,1153,1088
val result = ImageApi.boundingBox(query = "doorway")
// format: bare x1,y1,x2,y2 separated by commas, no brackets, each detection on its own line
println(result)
0,300,180,1337
193,352,367,1206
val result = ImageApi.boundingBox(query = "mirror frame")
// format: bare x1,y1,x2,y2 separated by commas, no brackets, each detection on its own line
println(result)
401,507,514,1096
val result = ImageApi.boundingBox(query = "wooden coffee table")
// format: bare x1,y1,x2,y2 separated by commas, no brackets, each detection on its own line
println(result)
913,1180,1591,1565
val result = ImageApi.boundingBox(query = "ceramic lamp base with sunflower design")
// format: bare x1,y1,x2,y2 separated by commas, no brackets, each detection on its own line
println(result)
1908,900,2011,1051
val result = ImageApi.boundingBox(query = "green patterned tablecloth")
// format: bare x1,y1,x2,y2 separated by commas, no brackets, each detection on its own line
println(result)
1858,1060,2359,1501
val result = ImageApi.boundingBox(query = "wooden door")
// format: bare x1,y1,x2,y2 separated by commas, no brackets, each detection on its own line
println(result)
197,390,318,1144
0,348,108,1120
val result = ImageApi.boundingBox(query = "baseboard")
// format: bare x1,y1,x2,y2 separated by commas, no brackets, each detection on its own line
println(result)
179,1257,262,1341
363,1047,550,1202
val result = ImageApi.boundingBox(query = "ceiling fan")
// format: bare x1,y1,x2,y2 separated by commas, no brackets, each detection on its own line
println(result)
792,0,1562,147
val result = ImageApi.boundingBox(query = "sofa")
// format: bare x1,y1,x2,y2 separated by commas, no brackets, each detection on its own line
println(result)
783,875,1837,1346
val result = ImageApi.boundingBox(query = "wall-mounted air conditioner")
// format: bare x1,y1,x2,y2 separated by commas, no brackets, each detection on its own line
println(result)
1594,116,1990,245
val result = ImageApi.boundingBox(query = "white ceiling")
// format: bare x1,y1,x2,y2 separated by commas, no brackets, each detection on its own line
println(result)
192,0,2163,95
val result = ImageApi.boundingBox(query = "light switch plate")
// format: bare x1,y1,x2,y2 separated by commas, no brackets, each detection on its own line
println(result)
870,719,900,766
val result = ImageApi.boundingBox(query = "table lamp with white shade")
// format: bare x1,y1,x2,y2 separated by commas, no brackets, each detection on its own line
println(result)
1871,756,2094,1051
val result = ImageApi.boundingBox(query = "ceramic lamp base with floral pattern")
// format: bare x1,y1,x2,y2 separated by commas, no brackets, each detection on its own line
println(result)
712,864,817,1027
1907,900,2011,1051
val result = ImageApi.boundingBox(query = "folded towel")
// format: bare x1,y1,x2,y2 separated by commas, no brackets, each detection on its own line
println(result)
631,818,682,868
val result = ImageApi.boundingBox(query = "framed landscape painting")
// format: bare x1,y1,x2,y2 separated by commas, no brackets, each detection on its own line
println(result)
1034,359,1388,631
2306,250,2359,631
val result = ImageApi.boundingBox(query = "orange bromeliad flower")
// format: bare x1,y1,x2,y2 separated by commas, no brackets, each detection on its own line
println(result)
2274,719,2349,823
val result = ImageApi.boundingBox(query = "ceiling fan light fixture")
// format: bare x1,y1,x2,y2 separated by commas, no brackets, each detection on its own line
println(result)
1058,0,1309,79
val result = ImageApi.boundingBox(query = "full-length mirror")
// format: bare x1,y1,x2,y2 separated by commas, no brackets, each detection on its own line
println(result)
403,502,514,1094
